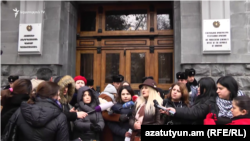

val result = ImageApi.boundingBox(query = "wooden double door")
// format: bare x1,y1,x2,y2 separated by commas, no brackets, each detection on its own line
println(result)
76,48,173,92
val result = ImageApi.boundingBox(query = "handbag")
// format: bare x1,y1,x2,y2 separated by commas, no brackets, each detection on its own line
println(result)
1,108,20,141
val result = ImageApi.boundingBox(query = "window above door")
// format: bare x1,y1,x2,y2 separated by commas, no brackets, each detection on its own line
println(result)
77,2,173,37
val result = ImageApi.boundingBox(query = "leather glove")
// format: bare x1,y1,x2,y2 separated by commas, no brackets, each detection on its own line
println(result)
119,114,129,122
90,124,101,132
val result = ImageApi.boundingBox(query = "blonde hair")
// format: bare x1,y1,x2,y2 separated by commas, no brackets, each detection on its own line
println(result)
135,86,163,115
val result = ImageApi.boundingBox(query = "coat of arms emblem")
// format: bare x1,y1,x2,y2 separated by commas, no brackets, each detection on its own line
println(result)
27,25,32,31
213,21,220,28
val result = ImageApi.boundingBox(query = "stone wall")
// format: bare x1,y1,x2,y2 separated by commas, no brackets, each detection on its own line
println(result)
176,1,250,95
1,1,78,88
179,1,250,64
1,65,61,88
181,64,250,96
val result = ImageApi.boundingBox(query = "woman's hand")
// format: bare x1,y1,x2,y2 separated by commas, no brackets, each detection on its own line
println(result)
125,132,131,137
159,109,168,115
70,107,77,112
165,107,176,115
134,121,141,130
77,111,88,119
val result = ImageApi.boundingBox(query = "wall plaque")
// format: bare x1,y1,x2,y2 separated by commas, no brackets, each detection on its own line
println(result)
202,19,231,54
18,23,42,55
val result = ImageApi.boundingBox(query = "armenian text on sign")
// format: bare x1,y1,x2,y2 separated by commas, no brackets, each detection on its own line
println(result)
202,19,231,54
18,23,42,55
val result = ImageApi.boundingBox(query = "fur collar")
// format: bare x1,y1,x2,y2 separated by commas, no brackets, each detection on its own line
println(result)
57,75,75,104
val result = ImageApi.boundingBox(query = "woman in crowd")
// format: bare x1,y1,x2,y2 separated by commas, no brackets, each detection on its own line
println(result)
129,78,163,141
164,77,217,124
73,86,104,141
1,79,31,134
4,81,73,141
204,95,250,125
161,82,190,125
70,75,87,107
107,86,135,141
54,75,88,139
208,75,243,124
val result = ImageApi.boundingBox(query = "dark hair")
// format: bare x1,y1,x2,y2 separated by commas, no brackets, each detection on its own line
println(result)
217,76,238,100
117,81,130,92
165,82,189,106
195,77,217,103
233,96,250,114
27,81,60,104
37,68,53,81
82,89,99,106
1,79,32,105
157,88,165,99
117,86,135,103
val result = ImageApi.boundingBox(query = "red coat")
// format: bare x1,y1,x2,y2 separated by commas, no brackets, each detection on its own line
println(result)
204,113,250,125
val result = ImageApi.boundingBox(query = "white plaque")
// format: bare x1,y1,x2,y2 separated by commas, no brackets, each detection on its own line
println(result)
18,23,42,55
202,19,231,54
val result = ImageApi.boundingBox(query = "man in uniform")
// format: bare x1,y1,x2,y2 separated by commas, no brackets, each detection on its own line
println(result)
176,72,187,84
3,75,19,90
185,68,198,106
112,74,124,90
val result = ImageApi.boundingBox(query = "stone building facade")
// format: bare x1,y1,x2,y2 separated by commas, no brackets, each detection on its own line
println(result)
1,1,250,95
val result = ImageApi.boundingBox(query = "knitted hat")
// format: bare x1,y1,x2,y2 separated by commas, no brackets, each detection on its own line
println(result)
74,76,87,85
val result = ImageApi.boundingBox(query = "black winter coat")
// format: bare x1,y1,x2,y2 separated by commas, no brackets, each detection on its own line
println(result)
73,86,104,140
107,102,133,141
1,93,29,134
61,102,77,139
13,97,69,141
162,98,191,125
173,96,216,124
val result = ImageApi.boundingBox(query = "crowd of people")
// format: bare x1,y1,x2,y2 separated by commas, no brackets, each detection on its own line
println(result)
1,67,250,141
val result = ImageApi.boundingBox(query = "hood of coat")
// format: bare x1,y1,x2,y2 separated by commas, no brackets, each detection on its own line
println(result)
77,86,99,110
20,97,62,127
99,84,117,102
56,75,75,104
31,79,45,91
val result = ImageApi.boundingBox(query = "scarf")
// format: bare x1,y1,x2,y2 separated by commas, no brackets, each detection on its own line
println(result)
135,103,145,125
216,96,233,118
216,91,245,118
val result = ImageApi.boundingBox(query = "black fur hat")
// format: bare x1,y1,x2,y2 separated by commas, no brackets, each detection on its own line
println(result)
8,75,19,83
87,79,94,86
185,68,196,77
112,74,124,82
176,72,187,80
